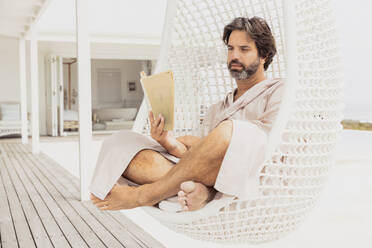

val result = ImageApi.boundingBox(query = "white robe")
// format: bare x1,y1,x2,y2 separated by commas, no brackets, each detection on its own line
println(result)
89,78,284,201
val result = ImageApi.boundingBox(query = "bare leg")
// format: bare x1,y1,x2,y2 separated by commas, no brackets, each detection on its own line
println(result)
122,149,174,184
91,120,232,210
111,149,214,211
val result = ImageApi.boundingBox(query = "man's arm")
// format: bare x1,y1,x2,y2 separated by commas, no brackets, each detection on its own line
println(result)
161,135,201,158
149,111,200,158
176,136,201,150
162,135,201,158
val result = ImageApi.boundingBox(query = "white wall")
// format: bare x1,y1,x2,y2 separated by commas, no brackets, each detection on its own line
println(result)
0,36,20,101
0,36,47,135
90,59,144,110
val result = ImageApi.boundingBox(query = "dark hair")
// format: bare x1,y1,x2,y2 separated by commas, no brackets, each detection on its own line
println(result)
222,17,277,71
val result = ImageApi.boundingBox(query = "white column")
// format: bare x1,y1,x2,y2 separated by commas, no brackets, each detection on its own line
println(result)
19,38,28,144
30,30,40,154
76,0,93,201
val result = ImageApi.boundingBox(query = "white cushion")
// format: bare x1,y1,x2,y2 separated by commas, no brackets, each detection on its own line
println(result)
0,120,22,126
0,103,20,121
64,110,79,121
95,108,137,121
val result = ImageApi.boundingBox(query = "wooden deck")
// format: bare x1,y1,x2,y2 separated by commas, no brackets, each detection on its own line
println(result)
0,142,165,248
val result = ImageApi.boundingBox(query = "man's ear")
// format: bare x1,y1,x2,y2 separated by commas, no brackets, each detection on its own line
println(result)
260,57,266,65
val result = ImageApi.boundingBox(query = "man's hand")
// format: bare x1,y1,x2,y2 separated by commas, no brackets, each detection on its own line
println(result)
149,111,178,151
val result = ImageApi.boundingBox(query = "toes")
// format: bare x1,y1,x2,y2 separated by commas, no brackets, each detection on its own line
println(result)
180,183,213,211
91,197,104,204
90,193,109,207
95,201,109,208
178,196,187,207
177,191,186,207
177,190,189,210
92,200,101,204
99,205,110,211
180,181,196,193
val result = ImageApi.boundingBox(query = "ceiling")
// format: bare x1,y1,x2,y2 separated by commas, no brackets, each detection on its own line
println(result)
0,0,166,44
0,0,49,38
37,0,166,36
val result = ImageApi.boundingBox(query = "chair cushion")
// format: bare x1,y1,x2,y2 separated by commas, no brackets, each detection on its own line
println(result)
0,103,20,121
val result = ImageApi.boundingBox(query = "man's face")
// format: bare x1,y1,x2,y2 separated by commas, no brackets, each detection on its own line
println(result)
227,30,264,80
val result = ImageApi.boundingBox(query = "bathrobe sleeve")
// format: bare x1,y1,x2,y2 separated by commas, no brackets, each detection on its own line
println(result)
250,82,286,135
213,82,285,199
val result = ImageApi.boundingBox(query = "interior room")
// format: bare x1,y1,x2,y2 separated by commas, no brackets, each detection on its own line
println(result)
60,58,149,135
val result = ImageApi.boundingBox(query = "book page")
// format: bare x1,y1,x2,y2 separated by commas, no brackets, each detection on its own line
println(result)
140,71,174,130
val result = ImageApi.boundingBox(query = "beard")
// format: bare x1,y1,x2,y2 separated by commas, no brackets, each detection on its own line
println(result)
228,57,260,80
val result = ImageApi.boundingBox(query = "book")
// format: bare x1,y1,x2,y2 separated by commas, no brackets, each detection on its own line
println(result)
140,70,175,130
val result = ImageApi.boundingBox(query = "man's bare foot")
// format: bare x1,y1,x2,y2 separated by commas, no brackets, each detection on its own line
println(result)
177,181,216,211
90,184,141,210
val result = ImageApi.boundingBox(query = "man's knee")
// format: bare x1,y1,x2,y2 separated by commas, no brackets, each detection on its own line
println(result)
212,120,233,146
125,149,173,184
131,149,161,165
196,120,233,161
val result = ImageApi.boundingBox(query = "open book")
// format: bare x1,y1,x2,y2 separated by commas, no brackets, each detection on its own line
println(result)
140,70,175,130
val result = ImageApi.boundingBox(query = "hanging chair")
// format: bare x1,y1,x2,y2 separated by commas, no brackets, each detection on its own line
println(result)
132,0,343,244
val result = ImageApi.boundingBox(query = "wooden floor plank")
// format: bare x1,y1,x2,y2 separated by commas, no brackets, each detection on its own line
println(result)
38,152,80,192
11,144,109,248
37,144,165,248
1,142,165,248
0,154,19,248
36,150,153,247
15,144,139,248
25,144,165,248
5,143,73,248
0,145,35,248
26,143,167,248
1,144,53,248
15,144,147,248
0,175,19,248
35,147,159,245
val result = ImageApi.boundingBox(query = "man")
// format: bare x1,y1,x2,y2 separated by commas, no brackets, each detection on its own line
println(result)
90,17,284,211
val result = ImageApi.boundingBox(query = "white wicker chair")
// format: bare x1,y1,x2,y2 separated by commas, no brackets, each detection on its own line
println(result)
133,0,343,244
